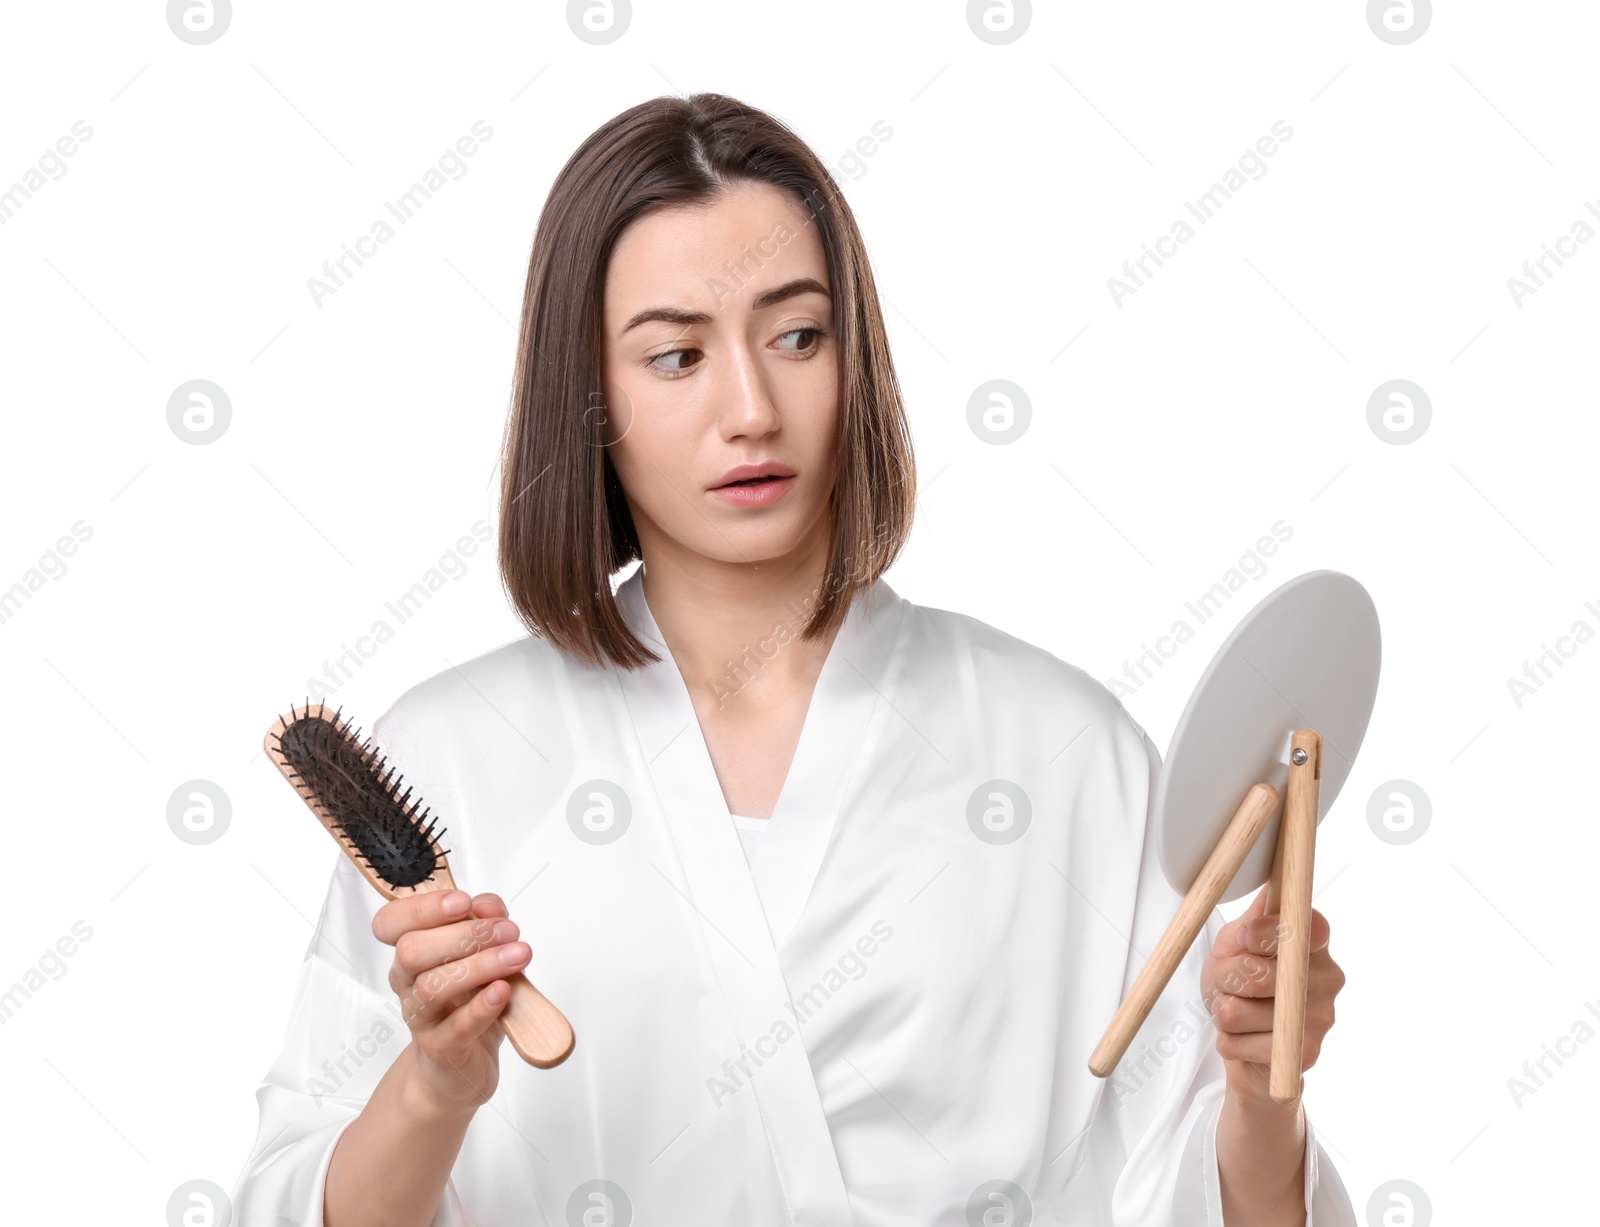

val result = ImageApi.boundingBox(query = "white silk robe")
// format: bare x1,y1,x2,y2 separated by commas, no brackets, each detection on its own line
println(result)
232,568,1357,1225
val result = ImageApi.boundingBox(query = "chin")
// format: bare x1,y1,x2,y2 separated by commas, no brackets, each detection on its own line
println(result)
702,519,812,564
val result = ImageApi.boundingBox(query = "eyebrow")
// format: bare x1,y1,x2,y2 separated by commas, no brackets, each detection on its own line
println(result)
618,276,831,336
749,277,831,312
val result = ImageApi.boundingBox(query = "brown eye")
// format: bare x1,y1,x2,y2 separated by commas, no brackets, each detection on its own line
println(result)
775,327,826,354
649,346,702,375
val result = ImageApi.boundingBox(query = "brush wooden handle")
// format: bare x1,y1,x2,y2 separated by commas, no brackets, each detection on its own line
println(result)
498,972,576,1068
395,868,575,1068
1089,782,1280,1078
1267,729,1320,1104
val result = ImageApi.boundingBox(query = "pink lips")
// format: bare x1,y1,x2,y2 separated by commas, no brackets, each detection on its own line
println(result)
710,462,796,508
709,474,795,507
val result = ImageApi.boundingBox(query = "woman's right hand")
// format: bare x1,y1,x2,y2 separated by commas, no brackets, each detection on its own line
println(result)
372,888,532,1116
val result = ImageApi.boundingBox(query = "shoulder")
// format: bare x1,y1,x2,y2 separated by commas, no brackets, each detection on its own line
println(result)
896,592,1156,765
898,593,1117,714
369,632,594,773
376,634,531,722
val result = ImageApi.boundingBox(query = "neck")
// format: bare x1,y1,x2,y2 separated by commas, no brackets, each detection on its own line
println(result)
636,519,845,715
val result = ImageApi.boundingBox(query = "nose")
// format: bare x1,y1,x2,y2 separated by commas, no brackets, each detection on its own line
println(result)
716,337,781,439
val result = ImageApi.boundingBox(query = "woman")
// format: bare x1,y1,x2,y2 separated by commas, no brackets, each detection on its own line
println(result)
233,93,1354,1226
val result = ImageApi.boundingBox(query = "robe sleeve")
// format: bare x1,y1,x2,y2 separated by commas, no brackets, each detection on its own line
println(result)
229,713,476,1227
1075,714,1357,1226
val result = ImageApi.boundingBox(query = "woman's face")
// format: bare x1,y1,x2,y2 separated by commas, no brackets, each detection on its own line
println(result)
599,180,838,572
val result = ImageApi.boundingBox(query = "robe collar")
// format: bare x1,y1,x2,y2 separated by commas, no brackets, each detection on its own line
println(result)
611,564,907,948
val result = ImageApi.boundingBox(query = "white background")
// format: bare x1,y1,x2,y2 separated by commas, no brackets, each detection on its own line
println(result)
1,2,1594,1223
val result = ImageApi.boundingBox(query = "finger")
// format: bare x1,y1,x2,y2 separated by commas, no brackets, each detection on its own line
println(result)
402,939,532,1023
442,979,512,1052
394,915,521,981
1216,1029,1323,1070
1237,907,1331,957
1209,971,1342,1063
1308,908,1331,953
1209,885,1271,959
469,893,508,920
1208,951,1279,998
1209,992,1275,1035
373,889,473,946
1311,950,1347,999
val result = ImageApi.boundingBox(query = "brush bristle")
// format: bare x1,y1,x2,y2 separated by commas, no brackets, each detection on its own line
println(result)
274,707,448,889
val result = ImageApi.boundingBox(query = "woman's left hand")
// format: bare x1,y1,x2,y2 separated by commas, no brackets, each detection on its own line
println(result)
1199,884,1345,1104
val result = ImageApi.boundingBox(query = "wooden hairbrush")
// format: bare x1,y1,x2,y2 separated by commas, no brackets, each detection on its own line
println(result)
264,701,574,1068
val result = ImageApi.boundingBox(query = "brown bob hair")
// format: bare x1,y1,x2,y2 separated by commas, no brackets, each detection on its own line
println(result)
497,92,916,671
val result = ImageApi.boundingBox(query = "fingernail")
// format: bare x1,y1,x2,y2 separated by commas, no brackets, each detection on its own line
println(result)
442,891,471,915
492,920,517,943
499,942,529,968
